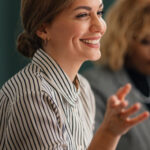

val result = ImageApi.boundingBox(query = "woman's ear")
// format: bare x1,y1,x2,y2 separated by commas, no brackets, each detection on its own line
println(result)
36,24,48,40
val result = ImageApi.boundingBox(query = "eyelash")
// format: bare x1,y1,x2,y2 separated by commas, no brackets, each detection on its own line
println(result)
140,39,150,45
76,11,104,18
97,10,104,16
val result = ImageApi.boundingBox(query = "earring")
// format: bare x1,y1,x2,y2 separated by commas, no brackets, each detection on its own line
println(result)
43,37,48,46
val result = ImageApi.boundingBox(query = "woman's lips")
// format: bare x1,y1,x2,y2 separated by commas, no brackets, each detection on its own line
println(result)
80,38,100,48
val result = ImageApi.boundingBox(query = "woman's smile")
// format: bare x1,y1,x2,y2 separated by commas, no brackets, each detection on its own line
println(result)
80,36,101,48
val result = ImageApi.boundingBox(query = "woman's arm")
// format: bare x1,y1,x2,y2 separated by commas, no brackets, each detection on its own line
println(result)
88,84,149,150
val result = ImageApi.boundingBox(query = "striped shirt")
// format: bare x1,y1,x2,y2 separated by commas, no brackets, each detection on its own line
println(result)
0,49,95,150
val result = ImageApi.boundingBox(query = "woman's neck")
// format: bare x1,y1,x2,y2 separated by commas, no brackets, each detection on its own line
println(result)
45,49,82,82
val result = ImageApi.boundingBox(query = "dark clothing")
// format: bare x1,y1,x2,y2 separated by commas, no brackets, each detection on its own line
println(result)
82,65,150,150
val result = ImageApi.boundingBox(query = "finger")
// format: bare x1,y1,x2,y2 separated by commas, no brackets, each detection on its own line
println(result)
116,83,131,101
108,95,120,108
116,100,128,111
120,103,141,119
127,111,149,127
109,96,128,112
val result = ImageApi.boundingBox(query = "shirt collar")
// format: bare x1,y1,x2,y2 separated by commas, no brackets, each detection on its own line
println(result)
32,49,80,106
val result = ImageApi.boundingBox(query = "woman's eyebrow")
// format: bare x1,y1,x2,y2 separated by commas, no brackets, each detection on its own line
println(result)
73,3,103,11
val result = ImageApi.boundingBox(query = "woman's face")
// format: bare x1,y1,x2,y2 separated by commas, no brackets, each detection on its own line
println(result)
44,0,106,63
127,35,150,75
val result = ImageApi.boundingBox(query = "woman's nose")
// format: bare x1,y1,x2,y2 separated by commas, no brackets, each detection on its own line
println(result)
90,16,106,35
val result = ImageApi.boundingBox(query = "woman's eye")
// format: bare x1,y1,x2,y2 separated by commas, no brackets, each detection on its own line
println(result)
140,39,150,45
76,13,88,18
75,11,104,19
97,11,104,17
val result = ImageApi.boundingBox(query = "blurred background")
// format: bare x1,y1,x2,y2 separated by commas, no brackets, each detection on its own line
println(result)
0,0,115,87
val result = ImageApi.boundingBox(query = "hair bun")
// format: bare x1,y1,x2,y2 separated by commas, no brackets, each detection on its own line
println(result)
17,31,41,58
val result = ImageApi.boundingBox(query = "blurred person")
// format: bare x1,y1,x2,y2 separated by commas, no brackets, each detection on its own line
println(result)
0,0,149,149
83,0,150,149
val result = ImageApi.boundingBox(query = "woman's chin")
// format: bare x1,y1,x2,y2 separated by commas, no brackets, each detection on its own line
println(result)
89,52,101,61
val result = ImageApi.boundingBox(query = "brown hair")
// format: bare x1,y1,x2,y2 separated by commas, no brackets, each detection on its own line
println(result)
17,0,74,58
98,0,150,70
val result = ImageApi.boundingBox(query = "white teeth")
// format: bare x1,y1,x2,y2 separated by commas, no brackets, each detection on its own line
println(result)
81,39,100,44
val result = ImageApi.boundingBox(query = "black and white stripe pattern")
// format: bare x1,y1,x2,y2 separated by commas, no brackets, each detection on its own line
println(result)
0,49,95,150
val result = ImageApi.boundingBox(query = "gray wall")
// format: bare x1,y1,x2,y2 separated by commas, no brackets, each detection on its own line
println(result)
0,0,114,87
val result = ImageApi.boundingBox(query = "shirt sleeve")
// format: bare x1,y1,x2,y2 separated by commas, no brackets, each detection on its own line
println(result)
1,90,68,150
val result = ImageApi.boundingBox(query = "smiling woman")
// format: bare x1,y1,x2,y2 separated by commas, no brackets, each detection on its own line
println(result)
35,0,106,81
0,0,149,150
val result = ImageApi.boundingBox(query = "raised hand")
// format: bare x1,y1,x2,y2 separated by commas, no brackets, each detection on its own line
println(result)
100,83,149,137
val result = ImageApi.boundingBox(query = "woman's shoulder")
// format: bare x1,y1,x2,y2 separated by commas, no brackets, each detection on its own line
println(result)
1,63,44,99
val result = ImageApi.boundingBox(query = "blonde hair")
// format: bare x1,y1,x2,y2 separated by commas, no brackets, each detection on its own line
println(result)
99,0,150,70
